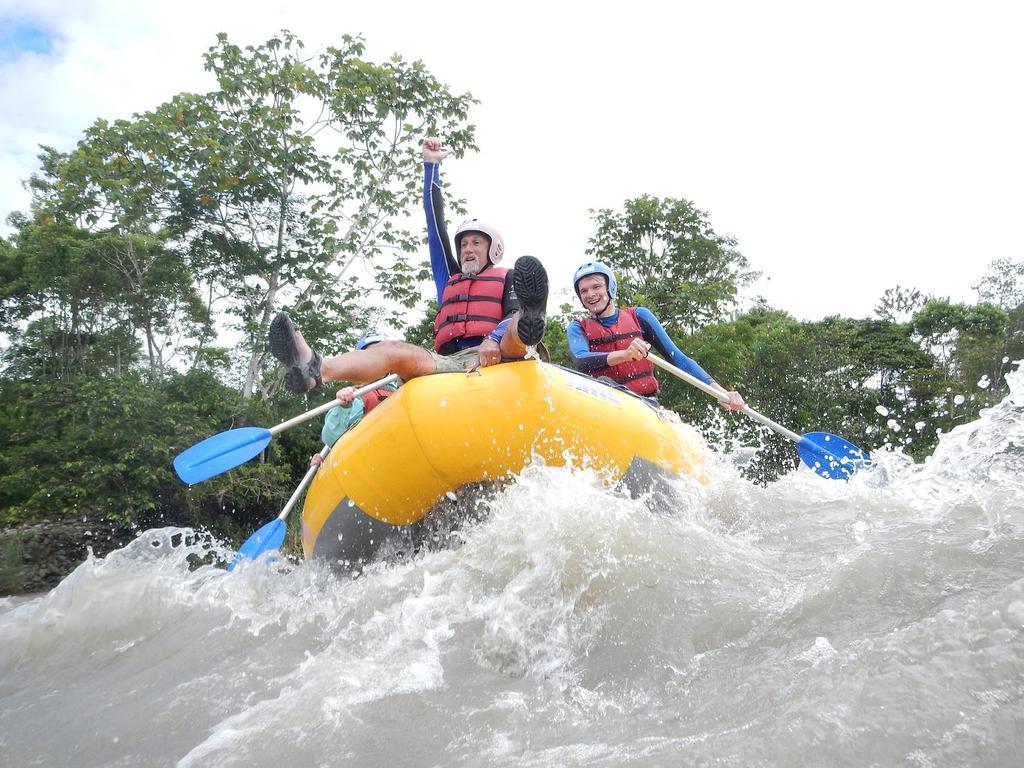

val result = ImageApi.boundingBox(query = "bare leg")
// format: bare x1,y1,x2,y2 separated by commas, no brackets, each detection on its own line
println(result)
320,341,436,385
270,313,436,392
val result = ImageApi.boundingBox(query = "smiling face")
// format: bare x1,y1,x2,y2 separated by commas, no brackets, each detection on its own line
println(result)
576,273,614,316
458,231,491,275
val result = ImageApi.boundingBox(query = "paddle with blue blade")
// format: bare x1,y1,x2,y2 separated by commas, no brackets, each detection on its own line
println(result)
174,373,401,484
648,354,870,479
227,444,331,571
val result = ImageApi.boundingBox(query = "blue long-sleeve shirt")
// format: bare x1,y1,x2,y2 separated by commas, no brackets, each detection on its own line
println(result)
567,307,714,385
424,162,458,303
423,162,514,349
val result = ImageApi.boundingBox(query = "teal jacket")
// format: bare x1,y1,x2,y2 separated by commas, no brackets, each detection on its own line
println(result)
321,382,399,446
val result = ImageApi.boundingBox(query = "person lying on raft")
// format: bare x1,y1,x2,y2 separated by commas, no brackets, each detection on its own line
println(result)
270,137,549,393
567,260,745,411
309,332,399,468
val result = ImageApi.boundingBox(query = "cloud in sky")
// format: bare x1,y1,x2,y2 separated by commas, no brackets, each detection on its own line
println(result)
1,0,1022,321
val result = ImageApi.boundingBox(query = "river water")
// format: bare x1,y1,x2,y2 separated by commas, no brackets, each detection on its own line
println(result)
2,375,1023,767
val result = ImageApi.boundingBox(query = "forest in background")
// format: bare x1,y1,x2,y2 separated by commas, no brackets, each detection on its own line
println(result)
2,31,1021,591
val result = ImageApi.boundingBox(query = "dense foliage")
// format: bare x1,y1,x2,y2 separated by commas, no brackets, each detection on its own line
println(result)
1,30,1021,564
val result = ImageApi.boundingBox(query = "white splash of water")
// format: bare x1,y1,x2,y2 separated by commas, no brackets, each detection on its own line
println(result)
5,376,1024,766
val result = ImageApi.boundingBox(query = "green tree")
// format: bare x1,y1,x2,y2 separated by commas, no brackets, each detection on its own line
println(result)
0,368,323,540
541,309,573,368
953,303,1010,398
972,259,1024,392
0,215,205,382
848,318,936,399
874,284,926,323
911,299,1007,379
585,194,758,333
973,258,1024,310
26,31,477,397
403,299,438,348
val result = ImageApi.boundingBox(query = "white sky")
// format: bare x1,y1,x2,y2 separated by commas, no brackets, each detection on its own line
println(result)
1,0,1021,321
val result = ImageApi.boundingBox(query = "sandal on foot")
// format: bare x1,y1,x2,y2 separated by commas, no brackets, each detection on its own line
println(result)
283,350,322,394
268,312,323,393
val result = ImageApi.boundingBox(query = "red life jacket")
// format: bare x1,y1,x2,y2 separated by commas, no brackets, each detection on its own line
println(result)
360,388,392,414
578,307,659,396
433,266,510,353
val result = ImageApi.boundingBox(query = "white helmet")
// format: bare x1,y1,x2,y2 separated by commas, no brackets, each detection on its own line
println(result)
454,218,505,265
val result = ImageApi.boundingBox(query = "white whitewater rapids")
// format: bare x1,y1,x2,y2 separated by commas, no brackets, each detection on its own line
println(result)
2,373,1023,767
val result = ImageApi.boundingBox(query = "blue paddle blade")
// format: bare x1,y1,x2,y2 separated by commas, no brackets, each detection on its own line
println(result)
173,426,273,484
797,432,871,480
228,518,286,571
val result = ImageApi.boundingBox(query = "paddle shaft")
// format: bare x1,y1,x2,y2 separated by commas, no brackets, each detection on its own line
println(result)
277,444,331,521
648,353,802,444
269,373,401,436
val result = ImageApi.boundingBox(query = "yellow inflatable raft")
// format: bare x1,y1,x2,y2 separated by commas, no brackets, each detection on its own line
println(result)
301,360,707,564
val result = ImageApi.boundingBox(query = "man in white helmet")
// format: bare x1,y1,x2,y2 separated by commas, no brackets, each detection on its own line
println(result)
268,138,548,393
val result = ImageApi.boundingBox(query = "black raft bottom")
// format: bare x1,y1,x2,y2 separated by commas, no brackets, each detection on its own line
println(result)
311,457,683,571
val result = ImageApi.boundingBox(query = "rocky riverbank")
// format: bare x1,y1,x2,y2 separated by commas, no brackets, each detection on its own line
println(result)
0,518,137,595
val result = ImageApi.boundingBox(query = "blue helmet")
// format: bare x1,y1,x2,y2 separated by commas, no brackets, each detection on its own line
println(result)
355,331,389,351
573,261,617,300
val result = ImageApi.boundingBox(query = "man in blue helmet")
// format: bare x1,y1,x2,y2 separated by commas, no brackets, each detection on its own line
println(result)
568,261,745,409
268,138,548,393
